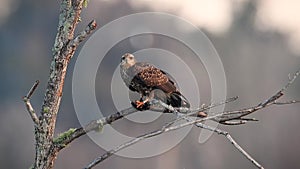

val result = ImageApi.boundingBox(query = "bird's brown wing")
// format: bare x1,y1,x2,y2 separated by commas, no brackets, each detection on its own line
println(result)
130,62,190,108
133,62,177,93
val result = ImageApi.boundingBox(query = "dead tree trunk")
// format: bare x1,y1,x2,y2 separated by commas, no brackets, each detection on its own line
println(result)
23,1,96,168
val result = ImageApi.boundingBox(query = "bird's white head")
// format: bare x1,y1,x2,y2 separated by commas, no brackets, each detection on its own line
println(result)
120,53,136,68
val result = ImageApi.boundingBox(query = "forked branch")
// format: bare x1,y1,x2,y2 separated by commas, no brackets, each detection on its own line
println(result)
23,80,40,125
84,68,299,169
22,1,97,168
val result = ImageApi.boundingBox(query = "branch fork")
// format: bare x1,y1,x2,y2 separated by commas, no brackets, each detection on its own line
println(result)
22,1,97,168
84,68,300,169
23,80,40,125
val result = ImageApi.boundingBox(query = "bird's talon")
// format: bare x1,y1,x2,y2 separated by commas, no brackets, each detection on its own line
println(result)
131,99,150,110
135,100,144,108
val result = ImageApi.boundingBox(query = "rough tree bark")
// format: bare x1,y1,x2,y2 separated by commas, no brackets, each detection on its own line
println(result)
23,1,96,168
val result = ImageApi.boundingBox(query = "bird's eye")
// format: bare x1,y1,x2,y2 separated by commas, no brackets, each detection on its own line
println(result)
129,56,133,60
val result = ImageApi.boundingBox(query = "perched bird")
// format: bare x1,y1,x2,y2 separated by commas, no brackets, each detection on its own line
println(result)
120,53,190,110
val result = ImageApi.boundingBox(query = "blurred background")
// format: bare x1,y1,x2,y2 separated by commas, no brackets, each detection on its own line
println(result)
0,0,299,168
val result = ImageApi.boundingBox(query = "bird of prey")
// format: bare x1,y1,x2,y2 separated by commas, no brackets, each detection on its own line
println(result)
120,53,190,110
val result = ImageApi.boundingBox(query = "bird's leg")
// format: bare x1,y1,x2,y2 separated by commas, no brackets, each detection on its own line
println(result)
135,99,149,108
139,93,144,102
134,93,145,108
135,92,154,108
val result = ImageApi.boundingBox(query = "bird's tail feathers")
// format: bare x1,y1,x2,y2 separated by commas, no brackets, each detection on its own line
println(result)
169,91,190,108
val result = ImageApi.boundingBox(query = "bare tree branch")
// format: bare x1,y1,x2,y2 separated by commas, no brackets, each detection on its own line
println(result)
22,1,97,168
35,1,86,167
158,103,264,168
225,133,263,168
69,19,97,50
53,107,138,150
193,123,263,168
214,68,300,124
51,67,300,168
23,80,40,125
53,96,239,150
274,100,300,105
25,80,40,99
84,68,299,169
84,102,265,169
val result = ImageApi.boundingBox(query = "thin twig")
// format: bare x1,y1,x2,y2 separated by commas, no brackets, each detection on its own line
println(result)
219,117,258,125
185,96,238,116
55,97,238,150
196,124,263,168
282,68,300,91
25,80,40,99
160,101,263,168
57,96,238,149
84,127,164,169
54,107,138,150
187,118,263,168
159,96,239,127
84,106,266,169
154,96,238,116
22,80,40,124
274,100,300,105
216,68,300,124
226,134,263,168
68,20,97,53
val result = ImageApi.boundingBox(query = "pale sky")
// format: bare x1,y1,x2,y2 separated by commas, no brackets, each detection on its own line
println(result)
256,0,300,54
1,0,300,54
128,0,300,54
